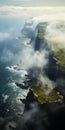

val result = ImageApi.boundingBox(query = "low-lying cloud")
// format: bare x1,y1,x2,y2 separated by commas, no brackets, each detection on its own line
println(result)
0,32,10,42
18,46,49,70
44,21,65,50
0,6,65,18
0,48,15,62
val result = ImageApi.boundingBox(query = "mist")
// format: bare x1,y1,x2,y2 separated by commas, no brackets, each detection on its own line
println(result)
45,21,65,50
18,46,49,70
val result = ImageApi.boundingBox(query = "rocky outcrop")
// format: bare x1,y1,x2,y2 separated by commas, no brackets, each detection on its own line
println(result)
16,88,65,130
15,22,65,130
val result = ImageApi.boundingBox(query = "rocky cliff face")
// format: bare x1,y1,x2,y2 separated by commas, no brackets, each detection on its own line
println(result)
16,89,65,130
16,21,65,130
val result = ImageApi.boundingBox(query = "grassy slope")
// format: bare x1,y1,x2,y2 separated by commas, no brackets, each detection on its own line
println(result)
53,49,65,70
38,22,65,70
32,88,64,104
30,22,65,103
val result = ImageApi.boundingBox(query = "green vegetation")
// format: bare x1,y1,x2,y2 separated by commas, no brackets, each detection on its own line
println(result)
38,22,48,29
37,23,65,70
37,22,48,40
29,22,65,104
38,32,45,39
53,49,65,69
31,88,64,104
29,76,64,104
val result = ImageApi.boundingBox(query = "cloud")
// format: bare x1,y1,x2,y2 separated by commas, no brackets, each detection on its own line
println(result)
39,75,55,94
0,48,14,62
0,6,65,18
0,32,10,41
17,46,48,70
44,21,65,50
16,102,44,130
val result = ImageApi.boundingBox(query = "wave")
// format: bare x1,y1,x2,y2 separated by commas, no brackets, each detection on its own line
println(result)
6,65,28,78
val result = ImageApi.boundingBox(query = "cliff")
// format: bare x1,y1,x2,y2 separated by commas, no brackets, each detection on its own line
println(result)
16,21,65,130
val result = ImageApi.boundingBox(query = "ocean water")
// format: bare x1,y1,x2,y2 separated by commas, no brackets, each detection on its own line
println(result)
0,63,29,116
0,17,29,124
1,10,65,130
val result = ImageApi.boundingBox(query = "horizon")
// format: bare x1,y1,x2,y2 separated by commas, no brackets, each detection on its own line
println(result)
0,0,65,6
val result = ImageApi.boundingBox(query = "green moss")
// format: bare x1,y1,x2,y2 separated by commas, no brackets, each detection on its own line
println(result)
39,22,48,29
53,49,65,69
31,88,64,104
37,22,48,40
29,22,65,104
29,77,64,104
38,32,45,39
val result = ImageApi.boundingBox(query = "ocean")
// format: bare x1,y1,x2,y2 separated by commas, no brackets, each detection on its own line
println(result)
0,17,29,125
0,7,65,130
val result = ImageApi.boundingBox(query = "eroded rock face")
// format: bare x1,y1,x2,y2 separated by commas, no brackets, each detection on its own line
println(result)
35,22,65,80
16,90,65,130
15,86,65,130
16,22,65,130
1,21,65,130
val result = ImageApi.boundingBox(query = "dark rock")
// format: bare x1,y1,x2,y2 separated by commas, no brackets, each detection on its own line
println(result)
24,89,38,111
16,99,65,130
15,82,28,90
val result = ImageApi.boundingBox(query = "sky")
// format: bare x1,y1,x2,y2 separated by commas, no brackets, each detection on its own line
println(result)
0,0,65,6
0,0,65,65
